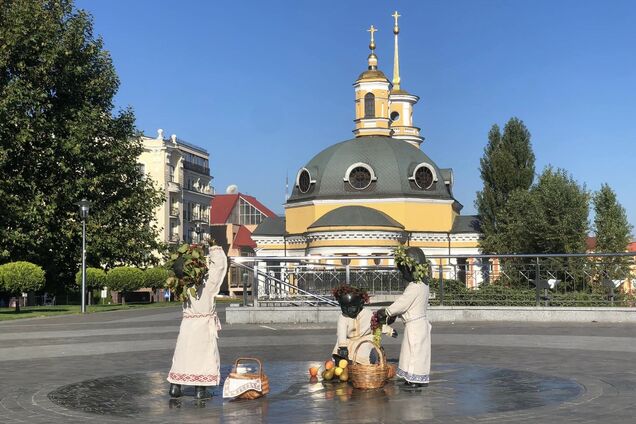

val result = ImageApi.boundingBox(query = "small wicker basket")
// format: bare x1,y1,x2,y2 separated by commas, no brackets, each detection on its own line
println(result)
226,357,270,400
350,340,388,390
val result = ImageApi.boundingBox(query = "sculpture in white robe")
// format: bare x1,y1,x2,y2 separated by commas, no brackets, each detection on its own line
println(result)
167,245,228,399
385,281,431,385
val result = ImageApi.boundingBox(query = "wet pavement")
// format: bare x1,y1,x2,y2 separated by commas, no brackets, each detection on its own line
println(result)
46,363,582,422
2,305,636,423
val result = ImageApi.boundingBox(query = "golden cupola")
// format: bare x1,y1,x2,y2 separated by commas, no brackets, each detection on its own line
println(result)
353,25,392,138
388,11,424,147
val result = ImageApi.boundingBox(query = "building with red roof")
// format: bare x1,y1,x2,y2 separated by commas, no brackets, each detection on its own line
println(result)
209,191,278,296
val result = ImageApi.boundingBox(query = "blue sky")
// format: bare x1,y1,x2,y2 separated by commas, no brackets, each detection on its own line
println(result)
77,0,636,233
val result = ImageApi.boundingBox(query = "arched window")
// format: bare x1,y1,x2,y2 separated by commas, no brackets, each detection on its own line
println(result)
364,92,375,118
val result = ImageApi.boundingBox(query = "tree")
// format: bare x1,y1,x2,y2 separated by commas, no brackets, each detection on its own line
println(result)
0,261,45,312
593,184,633,280
143,266,169,290
106,266,144,303
530,167,589,254
75,266,106,304
0,0,164,291
476,118,535,253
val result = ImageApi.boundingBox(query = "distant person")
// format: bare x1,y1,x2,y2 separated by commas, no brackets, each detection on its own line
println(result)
167,245,228,399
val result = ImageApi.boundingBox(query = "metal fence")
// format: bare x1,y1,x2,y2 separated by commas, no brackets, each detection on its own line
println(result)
230,253,636,308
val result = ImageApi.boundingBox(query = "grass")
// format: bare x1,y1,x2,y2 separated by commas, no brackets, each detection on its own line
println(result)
0,297,243,321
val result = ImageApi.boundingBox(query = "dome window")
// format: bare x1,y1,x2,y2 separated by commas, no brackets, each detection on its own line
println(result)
296,168,315,194
390,111,400,122
344,162,377,190
410,163,437,190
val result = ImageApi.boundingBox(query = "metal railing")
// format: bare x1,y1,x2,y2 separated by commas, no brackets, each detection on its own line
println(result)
229,252,636,308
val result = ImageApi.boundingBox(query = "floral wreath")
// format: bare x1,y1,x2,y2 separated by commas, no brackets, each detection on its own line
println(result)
165,239,216,302
331,284,370,304
393,245,430,283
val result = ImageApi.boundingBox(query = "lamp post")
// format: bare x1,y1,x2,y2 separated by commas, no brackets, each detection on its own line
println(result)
77,198,91,314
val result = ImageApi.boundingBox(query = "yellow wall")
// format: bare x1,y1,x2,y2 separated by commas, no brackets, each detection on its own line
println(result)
286,202,456,234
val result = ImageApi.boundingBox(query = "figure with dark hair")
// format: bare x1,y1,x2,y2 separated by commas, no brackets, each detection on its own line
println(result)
331,285,374,364
377,246,432,387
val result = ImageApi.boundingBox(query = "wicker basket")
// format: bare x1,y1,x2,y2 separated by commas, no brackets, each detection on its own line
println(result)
386,362,397,379
350,340,388,389
226,357,270,400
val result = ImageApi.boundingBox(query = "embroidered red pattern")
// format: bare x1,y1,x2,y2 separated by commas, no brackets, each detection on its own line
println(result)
183,313,215,319
168,372,220,383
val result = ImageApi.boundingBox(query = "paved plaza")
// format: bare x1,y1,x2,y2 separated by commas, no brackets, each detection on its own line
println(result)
1,306,636,423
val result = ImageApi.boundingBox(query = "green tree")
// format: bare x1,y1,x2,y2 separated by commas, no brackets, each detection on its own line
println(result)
476,118,535,253
530,167,589,254
143,266,170,290
106,266,144,303
0,0,164,291
593,184,633,280
0,261,45,312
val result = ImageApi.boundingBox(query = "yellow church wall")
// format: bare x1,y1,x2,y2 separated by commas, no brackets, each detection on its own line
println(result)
285,201,455,234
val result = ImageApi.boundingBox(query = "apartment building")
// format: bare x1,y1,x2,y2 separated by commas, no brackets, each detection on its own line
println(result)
138,129,214,246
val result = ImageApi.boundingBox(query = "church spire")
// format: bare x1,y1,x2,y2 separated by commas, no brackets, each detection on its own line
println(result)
392,11,401,90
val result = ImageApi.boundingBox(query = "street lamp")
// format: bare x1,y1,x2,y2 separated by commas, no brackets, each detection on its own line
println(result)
76,198,91,314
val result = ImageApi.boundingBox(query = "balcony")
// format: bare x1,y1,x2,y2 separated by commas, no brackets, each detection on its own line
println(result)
183,161,210,176
167,181,180,193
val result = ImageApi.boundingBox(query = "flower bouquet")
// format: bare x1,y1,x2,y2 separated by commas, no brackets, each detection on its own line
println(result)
165,241,213,302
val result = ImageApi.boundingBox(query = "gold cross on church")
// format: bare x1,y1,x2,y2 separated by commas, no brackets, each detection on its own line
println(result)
392,10,401,26
367,25,377,44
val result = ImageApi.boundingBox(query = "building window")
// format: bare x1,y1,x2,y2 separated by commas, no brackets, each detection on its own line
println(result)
297,168,313,194
238,198,266,225
364,92,375,118
168,165,175,182
390,111,400,122
344,162,376,190
410,163,436,190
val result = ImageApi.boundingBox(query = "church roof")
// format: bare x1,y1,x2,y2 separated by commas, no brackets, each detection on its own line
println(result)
450,215,481,234
308,206,404,229
287,136,458,206
252,215,286,236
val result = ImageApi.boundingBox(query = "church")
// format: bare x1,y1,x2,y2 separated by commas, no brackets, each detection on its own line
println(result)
252,12,481,269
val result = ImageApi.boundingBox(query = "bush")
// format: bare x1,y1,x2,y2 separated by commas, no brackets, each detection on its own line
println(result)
106,267,144,292
143,266,170,289
75,267,107,289
0,261,45,294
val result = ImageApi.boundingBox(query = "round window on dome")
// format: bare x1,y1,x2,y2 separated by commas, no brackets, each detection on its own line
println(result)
298,169,312,193
390,111,400,122
414,165,434,189
348,166,373,190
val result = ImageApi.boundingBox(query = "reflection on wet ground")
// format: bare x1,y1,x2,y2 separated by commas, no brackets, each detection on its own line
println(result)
48,362,583,422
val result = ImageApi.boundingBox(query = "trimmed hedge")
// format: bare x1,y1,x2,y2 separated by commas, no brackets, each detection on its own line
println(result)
143,267,170,289
106,266,145,292
75,267,107,289
0,261,45,294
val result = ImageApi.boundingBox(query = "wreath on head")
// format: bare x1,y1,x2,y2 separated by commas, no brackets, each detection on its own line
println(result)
165,239,216,302
393,245,430,283
331,284,370,304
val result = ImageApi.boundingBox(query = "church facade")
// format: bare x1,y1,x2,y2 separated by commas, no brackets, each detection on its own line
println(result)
253,12,481,269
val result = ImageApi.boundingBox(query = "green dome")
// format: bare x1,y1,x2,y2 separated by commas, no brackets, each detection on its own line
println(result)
308,206,404,229
288,136,454,204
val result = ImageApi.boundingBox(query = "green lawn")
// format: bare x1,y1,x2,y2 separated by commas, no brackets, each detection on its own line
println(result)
0,297,242,321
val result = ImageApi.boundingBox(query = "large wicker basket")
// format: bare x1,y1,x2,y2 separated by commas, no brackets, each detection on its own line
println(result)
350,340,388,390
226,357,270,400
